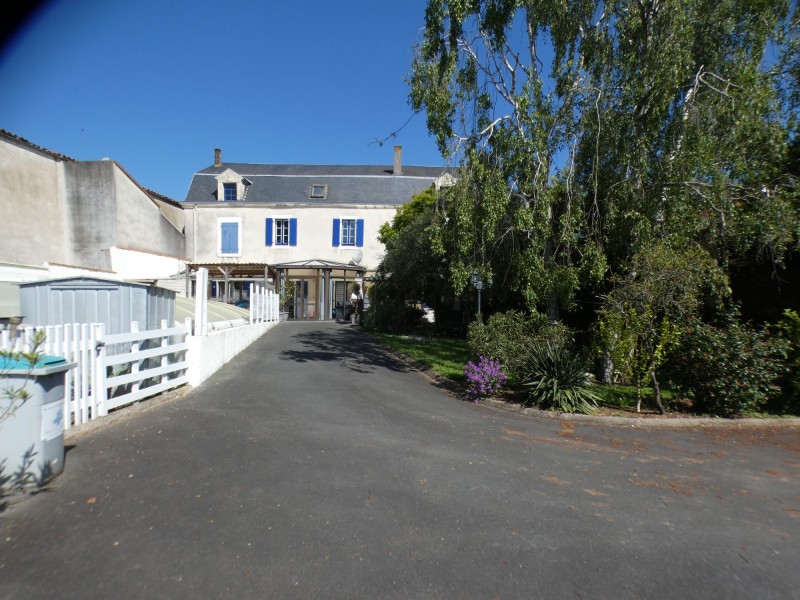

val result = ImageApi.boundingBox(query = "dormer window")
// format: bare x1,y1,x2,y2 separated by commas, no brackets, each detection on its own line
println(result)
216,169,245,202
223,183,237,201
309,184,327,199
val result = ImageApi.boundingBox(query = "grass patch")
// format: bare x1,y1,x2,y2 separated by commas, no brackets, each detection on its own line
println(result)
371,333,470,381
594,384,676,408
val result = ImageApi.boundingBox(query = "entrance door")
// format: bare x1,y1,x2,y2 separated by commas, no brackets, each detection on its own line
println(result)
293,280,309,319
333,281,346,320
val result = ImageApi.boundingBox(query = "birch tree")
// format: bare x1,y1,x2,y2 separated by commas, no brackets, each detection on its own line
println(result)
409,0,798,319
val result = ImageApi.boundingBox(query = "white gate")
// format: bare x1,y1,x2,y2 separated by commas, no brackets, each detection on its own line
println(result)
1,320,189,428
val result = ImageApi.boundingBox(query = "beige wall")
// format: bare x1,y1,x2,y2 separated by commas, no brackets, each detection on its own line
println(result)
152,197,185,233
113,166,185,259
0,136,186,280
0,140,68,266
189,204,396,271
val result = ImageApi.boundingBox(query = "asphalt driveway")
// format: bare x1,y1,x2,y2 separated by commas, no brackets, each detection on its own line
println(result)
1,322,799,599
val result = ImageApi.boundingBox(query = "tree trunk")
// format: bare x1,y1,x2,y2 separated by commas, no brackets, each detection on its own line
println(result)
650,366,664,415
602,352,615,384
635,383,642,413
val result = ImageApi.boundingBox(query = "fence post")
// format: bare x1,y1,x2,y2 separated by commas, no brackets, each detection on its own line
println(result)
88,323,98,420
195,268,209,336
40,326,50,356
95,323,107,417
63,325,74,428
249,283,255,325
79,323,89,424
130,321,141,397
160,319,169,385
52,324,62,360
260,285,265,323
19,326,33,352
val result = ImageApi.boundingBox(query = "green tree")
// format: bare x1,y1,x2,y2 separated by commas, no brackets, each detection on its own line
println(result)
410,0,798,321
597,243,728,413
375,186,459,331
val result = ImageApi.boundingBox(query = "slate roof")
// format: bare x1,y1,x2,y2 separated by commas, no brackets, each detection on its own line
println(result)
184,162,451,206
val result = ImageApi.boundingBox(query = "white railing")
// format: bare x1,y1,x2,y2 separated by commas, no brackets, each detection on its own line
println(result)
1,270,280,428
248,282,280,324
101,319,190,415
1,320,189,429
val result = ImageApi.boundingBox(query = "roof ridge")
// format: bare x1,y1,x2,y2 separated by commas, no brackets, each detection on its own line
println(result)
0,129,77,162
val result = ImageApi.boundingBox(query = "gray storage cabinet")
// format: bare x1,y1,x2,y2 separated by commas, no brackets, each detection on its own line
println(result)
19,277,175,333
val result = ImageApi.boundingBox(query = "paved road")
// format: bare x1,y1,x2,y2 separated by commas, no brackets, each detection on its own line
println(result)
2,322,799,599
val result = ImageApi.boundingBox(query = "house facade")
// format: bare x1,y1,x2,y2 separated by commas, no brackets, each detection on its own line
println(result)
1,130,451,323
183,147,451,320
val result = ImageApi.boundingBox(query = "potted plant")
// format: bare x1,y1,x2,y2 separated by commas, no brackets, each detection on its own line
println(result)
280,282,295,321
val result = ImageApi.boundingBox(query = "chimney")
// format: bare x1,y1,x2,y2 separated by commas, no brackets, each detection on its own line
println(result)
393,145,402,175
214,148,222,167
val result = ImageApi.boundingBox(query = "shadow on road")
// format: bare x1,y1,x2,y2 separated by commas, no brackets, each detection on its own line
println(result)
278,325,412,376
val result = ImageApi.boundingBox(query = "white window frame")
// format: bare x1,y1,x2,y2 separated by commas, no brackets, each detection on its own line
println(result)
340,216,357,247
272,215,294,247
217,217,242,257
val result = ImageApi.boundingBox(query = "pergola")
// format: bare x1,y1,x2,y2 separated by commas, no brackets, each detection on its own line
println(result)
185,262,275,303
186,259,366,320
272,259,366,321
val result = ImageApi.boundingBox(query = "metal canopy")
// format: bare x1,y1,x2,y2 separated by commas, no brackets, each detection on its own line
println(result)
186,260,365,319
271,259,365,273
187,262,274,278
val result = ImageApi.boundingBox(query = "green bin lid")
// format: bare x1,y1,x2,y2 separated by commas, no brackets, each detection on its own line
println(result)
0,354,67,371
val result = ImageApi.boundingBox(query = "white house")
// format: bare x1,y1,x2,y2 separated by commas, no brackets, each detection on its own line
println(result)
183,146,451,320
0,130,452,323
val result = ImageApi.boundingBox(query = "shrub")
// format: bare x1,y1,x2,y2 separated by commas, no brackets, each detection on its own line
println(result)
668,315,788,417
467,310,570,383
773,309,800,413
464,356,508,402
365,301,425,333
522,341,599,414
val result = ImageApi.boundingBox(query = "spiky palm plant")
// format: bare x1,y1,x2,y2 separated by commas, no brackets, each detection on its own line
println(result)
523,342,599,414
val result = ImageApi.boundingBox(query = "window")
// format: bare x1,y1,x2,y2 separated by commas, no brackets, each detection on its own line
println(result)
265,217,297,246
223,183,237,201
275,219,290,246
309,184,327,199
341,219,356,246
332,218,364,247
218,217,241,256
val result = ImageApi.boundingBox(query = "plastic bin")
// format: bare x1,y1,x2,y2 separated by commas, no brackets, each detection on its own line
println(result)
0,355,75,487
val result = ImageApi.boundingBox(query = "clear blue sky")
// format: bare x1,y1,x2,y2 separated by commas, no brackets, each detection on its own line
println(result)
0,0,442,201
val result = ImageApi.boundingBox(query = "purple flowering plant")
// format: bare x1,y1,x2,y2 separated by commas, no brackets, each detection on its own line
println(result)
464,356,508,402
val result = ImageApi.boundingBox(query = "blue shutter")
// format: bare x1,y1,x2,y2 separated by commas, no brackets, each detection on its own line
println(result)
332,219,340,247
289,218,298,246
265,218,273,246
221,222,238,254
356,219,365,247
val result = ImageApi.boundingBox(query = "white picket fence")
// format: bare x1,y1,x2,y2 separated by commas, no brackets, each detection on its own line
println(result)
1,319,190,429
248,282,280,324
1,271,281,428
